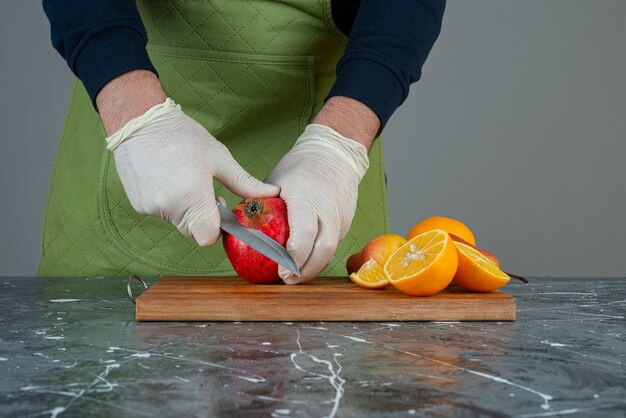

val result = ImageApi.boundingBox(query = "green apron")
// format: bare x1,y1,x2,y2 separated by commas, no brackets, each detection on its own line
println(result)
38,0,390,277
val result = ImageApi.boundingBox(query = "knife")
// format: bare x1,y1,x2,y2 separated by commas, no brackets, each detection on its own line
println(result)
216,201,301,277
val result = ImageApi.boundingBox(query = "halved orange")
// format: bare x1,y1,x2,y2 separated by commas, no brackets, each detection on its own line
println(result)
383,229,458,296
453,242,510,292
349,258,390,289
449,234,500,267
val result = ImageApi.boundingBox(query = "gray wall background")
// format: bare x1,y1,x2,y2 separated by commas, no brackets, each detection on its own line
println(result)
1,1,625,277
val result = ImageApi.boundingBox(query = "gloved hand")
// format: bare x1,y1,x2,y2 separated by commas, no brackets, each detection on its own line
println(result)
105,98,280,246
264,124,369,284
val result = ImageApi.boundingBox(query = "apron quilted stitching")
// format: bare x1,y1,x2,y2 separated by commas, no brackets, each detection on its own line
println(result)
157,58,230,126
169,3,220,49
40,83,80,256
247,5,302,56
206,61,313,171
141,2,186,46
153,51,311,131
211,6,267,54
39,88,111,274
44,210,103,274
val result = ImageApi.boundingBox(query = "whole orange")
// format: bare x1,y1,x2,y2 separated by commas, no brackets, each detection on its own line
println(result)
407,216,476,246
360,234,408,266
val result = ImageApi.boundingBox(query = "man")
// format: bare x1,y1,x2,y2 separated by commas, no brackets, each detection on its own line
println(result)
41,0,445,283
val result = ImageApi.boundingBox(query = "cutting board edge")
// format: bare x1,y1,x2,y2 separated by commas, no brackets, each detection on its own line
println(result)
135,276,517,322
136,300,516,322
135,315,517,322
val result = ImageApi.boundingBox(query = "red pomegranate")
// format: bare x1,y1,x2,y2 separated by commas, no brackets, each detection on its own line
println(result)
222,197,289,284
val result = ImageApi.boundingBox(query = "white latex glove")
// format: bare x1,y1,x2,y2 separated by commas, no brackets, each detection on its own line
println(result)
264,124,369,284
105,98,280,246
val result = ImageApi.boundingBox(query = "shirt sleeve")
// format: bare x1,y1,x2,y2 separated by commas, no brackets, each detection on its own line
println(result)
43,0,157,107
326,0,446,130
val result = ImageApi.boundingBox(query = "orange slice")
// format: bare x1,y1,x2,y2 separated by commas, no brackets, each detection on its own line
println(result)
453,242,510,292
407,216,476,246
383,229,458,296
349,258,390,289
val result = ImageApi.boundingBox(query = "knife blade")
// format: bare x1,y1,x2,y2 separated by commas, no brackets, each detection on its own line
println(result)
216,201,301,277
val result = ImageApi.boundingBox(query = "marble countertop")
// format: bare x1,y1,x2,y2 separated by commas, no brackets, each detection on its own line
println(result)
0,277,624,417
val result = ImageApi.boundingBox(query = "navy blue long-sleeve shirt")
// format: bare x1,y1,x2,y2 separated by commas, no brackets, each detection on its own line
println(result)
43,0,445,129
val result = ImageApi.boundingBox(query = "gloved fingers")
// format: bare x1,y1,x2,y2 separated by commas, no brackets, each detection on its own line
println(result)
112,151,147,215
176,197,222,247
296,222,340,282
213,149,280,198
215,195,227,207
279,199,318,284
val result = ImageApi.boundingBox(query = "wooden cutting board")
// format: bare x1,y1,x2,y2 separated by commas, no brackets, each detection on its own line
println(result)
135,276,515,321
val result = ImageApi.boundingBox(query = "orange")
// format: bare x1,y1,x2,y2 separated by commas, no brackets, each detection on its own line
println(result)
349,258,390,289
407,216,476,246
449,234,500,267
361,234,408,266
383,229,458,296
453,242,510,292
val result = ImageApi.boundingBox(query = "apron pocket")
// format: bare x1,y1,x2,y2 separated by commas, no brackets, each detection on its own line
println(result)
100,45,315,275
